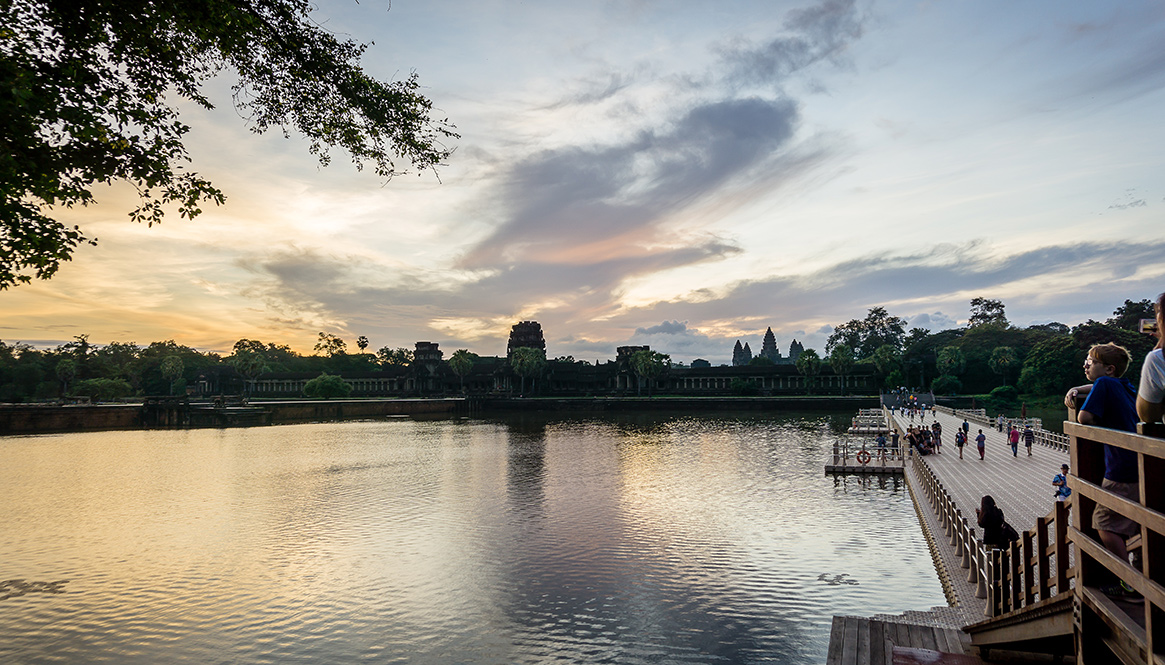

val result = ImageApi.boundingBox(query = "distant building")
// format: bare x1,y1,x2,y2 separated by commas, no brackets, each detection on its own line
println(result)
789,339,804,361
761,327,782,363
507,321,546,359
414,341,443,364
691,359,711,368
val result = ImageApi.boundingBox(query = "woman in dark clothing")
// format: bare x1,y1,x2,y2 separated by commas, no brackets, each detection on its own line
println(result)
977,495,1007,549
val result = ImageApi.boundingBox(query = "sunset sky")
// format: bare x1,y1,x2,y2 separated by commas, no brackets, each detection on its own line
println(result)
4,0,1164,365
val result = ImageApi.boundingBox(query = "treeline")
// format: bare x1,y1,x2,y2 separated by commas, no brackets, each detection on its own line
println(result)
0,333,418,402
824,297,1157,406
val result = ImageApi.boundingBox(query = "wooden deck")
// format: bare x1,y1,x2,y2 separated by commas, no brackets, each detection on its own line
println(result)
826,616,974,665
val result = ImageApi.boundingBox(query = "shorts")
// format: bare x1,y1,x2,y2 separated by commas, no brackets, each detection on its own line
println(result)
1093,478,1140,537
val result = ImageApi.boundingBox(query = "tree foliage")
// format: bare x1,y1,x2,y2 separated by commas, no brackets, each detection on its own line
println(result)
303,372,351,399
1,0,457,288
448,349,474,392
987,346,1017,385
794,348,821,393
826,307,907,357
930,374,961,395
935,346,966,376
630,349,670,396
969,297,1008,328
377,346,413,367
509,346,546,394
314,332,347,357
828,344,854,390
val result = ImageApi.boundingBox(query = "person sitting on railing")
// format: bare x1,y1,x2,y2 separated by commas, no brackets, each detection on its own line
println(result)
1064,342,1141,593
1137,291,1165,426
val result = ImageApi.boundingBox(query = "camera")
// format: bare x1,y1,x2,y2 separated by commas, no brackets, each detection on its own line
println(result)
1141,318,1159,334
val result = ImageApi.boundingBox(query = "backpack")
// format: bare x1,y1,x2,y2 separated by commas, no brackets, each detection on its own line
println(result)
1002,521,1020,544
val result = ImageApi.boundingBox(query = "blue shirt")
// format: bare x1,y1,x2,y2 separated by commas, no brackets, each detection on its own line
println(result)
1080,376,1138,482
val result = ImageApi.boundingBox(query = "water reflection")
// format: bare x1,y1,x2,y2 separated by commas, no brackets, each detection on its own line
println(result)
0,412,946,664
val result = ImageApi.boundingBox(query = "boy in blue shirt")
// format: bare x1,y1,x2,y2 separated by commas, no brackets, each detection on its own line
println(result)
1064,343,1139,595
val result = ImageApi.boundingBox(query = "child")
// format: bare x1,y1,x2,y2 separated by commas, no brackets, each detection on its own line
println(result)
1053,464,1071,502
1064,342,1139,596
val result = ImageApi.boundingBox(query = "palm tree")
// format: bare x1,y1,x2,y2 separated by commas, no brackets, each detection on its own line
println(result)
510,347,546,395
630,350,670,396
828,344,854,393
795,349,822,394
448,349,475,393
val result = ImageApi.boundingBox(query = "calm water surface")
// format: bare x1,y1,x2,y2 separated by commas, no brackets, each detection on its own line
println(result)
1,411,946,664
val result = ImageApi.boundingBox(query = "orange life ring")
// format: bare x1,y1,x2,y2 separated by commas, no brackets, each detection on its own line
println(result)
856,449,872,465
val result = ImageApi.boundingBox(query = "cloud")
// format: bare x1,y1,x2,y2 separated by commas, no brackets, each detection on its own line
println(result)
719,0,864,85
908,312,960,331
460,96,797,270
635,320,690,335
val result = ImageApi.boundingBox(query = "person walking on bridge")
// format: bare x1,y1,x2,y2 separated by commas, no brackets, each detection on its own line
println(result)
1008,425,1020,457
1023,425,1035,456
976,429,986,460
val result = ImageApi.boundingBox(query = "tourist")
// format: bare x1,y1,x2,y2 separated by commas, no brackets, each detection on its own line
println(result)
997,414,1004,432
1023,425,1035,456
890,428,900,452
1136,291,1165,426
875,432,887,461
976,429,986,460
955,429,966,459
1009,425,1020,457
1053,464,1072,503
931,422,942,454
977,495,1011,549
1064,342,1140,596
962,418,970,436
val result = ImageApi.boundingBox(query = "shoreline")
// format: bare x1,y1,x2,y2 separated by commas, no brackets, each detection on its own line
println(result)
0,395,882,435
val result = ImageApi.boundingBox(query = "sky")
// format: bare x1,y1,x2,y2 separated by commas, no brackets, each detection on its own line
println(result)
4,0,1165,365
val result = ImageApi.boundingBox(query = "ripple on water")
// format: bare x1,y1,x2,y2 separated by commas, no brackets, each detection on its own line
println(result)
0,414,944,664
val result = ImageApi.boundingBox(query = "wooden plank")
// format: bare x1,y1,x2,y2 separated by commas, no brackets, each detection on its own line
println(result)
892,646,985,664
856,618,871,665
869,619,886,665
826,616,846,665
843,616,860,665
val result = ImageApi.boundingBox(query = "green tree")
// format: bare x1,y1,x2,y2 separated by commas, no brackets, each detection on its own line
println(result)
826,307,907,358
748,356,775,366
1107,299,1155,331
1017,336,1079,396
988,346,1018,385
828,344,854,392
795,348,822,394
935,347,966,377
55,357,76,395
160,355,184,395
509,347,546,395
72,377,133,401
2,0,457,289
930,374,962,395
630,349,670,396
872,344,901,387
314,332,347,357
228,348,270,396
969,297,1008,328
448,349,475,393
377,346,413,367
303,372,351,399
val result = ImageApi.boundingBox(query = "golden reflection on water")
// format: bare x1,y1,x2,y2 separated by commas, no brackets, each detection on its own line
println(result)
1,414,943,664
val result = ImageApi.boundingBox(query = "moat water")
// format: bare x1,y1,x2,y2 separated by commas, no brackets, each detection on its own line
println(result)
1,411,945,664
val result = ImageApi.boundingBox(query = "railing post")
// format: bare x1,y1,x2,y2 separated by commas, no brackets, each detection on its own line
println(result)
959,517,972,569
1036,515,1050,601
985,549,998,616
949,507,959,546
974,543,988,599
1054,500,1069,594
1022,530,1035,607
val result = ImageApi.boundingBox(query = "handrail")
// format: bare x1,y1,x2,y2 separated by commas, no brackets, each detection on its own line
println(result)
908,445,1073,619
932,404,1069,452
830,440,904,468
1066,420,1165,663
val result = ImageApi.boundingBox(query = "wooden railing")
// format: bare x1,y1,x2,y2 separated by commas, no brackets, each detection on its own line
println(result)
932,404,1068,451
1068,421,1165,665
909,446,1073,619
830,440,904,468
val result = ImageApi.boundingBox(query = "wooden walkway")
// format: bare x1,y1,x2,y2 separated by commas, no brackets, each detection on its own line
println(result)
827,406,1072,663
